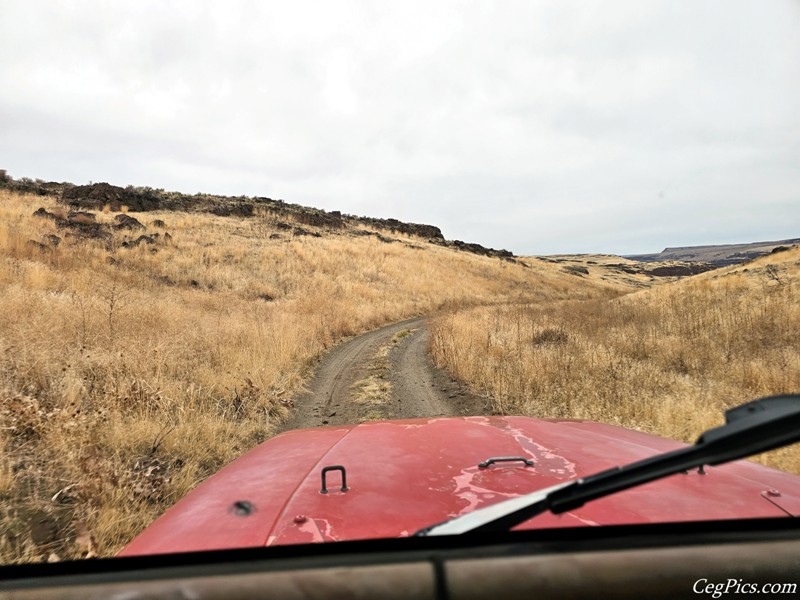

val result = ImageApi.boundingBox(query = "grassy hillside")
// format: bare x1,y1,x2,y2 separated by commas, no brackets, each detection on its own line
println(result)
0,189,605,563
431,246,800,474
528,253,718,289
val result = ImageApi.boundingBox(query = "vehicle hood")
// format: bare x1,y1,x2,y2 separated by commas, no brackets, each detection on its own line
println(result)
120,416,800,556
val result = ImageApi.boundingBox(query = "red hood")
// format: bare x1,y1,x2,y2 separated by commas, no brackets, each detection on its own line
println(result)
120,416,800,556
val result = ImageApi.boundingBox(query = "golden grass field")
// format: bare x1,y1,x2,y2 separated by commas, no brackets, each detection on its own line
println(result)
431,246,800,474
0,189,601,563
1,186,798,564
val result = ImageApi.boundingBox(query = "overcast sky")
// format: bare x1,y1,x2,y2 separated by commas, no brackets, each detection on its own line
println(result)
1,1,798,255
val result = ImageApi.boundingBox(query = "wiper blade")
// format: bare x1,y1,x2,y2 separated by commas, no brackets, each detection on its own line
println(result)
416,394,800,536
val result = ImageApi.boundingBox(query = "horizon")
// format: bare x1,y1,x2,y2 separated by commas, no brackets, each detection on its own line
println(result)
4,169,796,258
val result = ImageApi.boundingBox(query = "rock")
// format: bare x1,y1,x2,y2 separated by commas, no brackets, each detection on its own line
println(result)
62,182,160,212
33,207,60,220
122,235,156,248
114,214,145,230
62,183,124,211
356,217,444,240
56,219,112,241
562,265,589,276
293,210,344,229
609,263,642,275
431,238,515,260
647,264,717,277
43,234,61,247
209,203,254,217
67,211,96,223
151,219,166,228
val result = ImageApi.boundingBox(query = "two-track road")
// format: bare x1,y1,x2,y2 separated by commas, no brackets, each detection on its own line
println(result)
278,317,490,432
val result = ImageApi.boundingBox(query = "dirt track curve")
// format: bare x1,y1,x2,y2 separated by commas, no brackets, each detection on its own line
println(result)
278,317,491,431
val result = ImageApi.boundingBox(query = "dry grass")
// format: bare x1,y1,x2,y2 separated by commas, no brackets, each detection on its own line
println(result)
0,189,600,563
349,329,418,418
431,247,800,474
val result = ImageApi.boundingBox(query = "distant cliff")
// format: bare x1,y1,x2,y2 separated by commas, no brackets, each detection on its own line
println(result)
626,238,800,266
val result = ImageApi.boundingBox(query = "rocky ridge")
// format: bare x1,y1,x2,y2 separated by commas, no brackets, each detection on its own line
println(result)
1,173,514,261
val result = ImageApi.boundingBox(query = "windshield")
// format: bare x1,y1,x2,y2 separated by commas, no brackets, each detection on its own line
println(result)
1,1,799,565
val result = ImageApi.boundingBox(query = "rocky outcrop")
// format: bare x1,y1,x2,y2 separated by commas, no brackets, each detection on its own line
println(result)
431,238,514,260
293,210,344,229
605,261,717,278
56,218,113,241
62,183,159,212
647,264,718,277
350,216,443,240
562,265,589,276
208,203,254,217
7,173,513,260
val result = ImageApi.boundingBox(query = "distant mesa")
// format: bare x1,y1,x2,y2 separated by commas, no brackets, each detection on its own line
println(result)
625,238,800,267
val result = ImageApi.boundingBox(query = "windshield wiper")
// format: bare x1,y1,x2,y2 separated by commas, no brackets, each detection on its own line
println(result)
415,394,800,536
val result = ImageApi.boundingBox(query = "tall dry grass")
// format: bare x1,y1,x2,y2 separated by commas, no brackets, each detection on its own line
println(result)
0,189,602,563
431,247,800,473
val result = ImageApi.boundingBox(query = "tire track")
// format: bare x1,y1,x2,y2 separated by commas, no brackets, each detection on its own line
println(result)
278,316,489,431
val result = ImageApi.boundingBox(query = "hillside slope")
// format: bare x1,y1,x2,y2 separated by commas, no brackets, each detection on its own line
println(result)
431,247,800,473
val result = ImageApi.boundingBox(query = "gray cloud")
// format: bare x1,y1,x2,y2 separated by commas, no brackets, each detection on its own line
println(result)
2,1,798,254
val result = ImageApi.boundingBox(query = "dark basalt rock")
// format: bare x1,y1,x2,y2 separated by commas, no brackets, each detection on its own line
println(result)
208,203,254,217
353,216,444,240
121,235,156,248
33,207,61,220
114,214,146,230
647,264,717,277
563,265,589,276
56,219,113,241
431,238,515,260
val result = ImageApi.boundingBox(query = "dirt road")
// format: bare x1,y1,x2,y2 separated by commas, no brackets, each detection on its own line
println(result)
278,317,491,431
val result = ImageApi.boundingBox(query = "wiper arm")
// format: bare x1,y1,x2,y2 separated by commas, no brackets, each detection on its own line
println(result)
416,394,800,536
